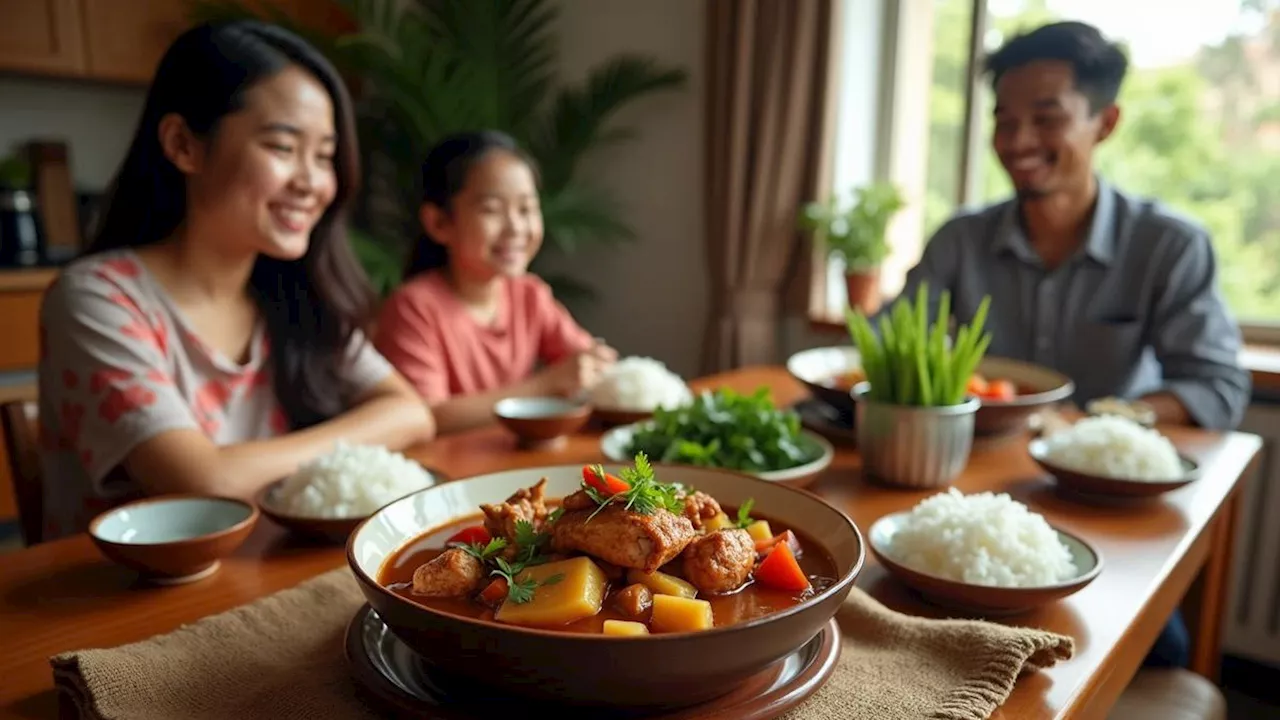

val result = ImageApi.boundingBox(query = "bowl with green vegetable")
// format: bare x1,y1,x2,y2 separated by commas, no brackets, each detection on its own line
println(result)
845,283,992,489
597,387,836,489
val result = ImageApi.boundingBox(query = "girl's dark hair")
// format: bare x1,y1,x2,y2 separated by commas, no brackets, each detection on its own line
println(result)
85,20,372,430
403,130,537,279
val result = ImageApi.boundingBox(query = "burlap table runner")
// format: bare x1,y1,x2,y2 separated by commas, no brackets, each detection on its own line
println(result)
51,569,1073,720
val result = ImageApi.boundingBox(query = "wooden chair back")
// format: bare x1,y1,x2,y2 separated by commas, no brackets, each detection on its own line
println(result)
1,401,42,546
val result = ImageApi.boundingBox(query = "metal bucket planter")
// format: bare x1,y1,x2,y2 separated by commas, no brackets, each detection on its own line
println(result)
852,383,978,489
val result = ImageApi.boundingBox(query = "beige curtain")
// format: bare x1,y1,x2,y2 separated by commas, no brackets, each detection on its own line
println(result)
701,0,837,373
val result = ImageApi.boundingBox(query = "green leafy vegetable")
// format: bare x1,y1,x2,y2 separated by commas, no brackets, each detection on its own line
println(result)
461,537,508,562
735,498,756,529
586,452,685,522
845,281,992,407
491,557,564,605
624,387,812,472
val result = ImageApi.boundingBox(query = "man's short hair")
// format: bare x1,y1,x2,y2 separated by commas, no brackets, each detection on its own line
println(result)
984,21,1129,112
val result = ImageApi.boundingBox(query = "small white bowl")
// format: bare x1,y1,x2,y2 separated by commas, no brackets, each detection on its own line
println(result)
89,495,258,584
494,397,592,450
599,421,835,489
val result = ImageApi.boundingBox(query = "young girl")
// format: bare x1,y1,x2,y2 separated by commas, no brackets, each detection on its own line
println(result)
37,21,435,540
373,131,615,434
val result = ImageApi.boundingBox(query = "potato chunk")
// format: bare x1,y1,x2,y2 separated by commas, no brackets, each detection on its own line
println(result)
703,512,734,532
494,557,607,627
745,519,773,544
626,568,697,599
602,620,650,637
650,594,714,633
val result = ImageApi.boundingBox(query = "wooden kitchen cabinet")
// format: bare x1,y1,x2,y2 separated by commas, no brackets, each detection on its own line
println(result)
0,0,85,77
0,0,352,84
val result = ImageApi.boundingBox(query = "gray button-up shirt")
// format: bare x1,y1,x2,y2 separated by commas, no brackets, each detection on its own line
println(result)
887,179,1251,430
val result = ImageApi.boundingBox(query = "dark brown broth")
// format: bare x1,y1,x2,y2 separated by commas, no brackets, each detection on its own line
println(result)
379,508,839,633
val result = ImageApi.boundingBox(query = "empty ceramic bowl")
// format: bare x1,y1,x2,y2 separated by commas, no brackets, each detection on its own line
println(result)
493,397,592,450
89,495,259,584
867,511,1103,616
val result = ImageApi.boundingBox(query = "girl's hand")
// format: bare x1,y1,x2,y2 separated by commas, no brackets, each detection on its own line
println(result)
538,347,615,397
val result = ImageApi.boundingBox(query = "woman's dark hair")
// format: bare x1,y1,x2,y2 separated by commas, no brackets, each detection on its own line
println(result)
85,20,372,430
403,130,538,279
984,21,1129,113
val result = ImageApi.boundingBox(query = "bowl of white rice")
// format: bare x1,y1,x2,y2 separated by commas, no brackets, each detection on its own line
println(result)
1029,415,1199,498
258,441,442,541
587,356,694,426
868,488,1102,615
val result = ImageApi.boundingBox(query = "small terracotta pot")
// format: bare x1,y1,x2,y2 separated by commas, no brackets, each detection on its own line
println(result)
844,269,881,315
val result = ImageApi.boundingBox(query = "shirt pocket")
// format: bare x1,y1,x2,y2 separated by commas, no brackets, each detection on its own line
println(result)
1072,316,1147,378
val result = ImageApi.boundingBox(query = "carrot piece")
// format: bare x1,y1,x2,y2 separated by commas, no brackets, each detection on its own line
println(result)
754,530,802,559
986,379,1017,401
582,464,630,496
966,374,989,396
446,525,491,547
754,542,810,592
479,577,508,607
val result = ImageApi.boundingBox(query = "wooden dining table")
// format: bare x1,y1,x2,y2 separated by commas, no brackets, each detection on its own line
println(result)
0,366,1263,720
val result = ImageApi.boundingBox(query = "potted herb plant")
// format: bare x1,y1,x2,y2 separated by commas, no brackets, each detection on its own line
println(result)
800,181,905,315
844,282,992,488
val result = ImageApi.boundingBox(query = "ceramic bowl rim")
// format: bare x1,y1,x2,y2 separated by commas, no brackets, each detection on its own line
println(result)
1026,438,1202,486
867,510,1105,593
493,396,593,421
346,462,865,642
784,345,861,385
971,356,1077,408
598,422,836,482
88,494,259,547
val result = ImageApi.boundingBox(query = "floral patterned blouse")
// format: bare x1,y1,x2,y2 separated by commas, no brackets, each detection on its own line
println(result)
36,250,392,540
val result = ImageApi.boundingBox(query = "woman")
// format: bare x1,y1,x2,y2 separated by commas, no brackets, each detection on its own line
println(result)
37,21,435,539
373,131,616,434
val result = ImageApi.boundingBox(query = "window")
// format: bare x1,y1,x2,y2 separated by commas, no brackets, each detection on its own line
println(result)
815,0,1280,337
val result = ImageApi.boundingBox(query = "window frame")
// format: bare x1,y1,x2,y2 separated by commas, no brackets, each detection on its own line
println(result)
807,0,1280,340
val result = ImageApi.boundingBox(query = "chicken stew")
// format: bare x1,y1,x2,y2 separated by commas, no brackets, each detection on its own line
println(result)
379,453,838,634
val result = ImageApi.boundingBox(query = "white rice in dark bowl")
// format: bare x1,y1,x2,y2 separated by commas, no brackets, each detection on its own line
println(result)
1040,415,1184,481
270,441,436,518
883,488,1078,588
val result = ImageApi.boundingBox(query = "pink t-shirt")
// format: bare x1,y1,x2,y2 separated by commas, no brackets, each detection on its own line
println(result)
373,271,593,403
37,250,392,540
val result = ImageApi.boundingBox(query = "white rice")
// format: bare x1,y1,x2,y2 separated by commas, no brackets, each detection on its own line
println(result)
1041,415,1183,481
588,356,693,411
883,488,1078,587
271,441,435,518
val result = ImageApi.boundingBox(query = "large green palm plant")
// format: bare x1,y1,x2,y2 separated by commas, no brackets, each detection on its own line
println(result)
191,0,687,298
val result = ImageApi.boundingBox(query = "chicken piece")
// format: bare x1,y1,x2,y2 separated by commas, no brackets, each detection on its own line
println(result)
611,583,654,618
480,477,549,542
550,504,696,573
560,489,596,512
679,491,722,530
411,548,485,598
681,529,755,595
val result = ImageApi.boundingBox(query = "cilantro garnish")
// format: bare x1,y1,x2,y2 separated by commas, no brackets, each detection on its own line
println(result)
585,452,685,522
460,537,508,562
735,497,756,529
491,557,564,604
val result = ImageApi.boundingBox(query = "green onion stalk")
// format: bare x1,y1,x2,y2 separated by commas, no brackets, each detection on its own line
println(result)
844,282,992,407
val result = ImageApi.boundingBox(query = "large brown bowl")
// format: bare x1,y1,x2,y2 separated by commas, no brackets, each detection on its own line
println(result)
347,464,864,710
89,495,258,584
972,357,1076,437
867,511,1102,615
494,397,593,450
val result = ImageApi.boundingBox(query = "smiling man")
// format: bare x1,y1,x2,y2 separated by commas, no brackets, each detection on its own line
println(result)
889,21,1250,432
884,21,1251,671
